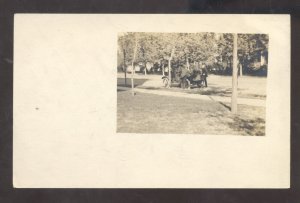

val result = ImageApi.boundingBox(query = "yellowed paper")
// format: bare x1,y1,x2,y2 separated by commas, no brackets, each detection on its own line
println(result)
14,14,290,188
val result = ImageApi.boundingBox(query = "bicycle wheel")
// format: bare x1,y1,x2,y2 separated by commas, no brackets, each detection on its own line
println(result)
186,79,191,89
163,78,169,87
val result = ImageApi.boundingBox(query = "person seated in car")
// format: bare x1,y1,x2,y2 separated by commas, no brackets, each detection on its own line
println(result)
180,65,190,89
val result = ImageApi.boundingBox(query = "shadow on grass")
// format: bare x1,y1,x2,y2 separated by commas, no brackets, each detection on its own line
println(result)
117,78,148,88
203,100,265,136
242,93,266,99
200,86,232,97
228,117,265,136
188,86,264,99
140,86,161,90
218,101,231,111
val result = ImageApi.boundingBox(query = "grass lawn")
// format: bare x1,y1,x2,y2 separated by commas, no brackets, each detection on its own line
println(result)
117,90,265,136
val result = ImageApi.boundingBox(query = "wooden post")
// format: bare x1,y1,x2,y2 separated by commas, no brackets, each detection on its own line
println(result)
131,34,138,96
231,33,238,114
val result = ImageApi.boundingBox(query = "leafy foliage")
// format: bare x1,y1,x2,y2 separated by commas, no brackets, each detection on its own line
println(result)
117,32,269,76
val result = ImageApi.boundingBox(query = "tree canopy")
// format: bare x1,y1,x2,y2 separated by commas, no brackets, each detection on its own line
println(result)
118,32,269,76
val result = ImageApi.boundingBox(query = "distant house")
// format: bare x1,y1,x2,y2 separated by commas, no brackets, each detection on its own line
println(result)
248,49,268,70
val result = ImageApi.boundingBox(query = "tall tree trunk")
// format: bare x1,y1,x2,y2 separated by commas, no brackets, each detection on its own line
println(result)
231,33,238,114
260,53,265,66
168,59,171,88
168,47,175,88
123,49,127,85
131,34,138,96
186,56,189,70
239,63,243,76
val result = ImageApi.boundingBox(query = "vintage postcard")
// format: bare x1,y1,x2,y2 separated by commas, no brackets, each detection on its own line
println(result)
14,14,290,188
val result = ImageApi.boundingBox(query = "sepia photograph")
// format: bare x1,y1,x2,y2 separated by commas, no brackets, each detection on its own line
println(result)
117,32,268,136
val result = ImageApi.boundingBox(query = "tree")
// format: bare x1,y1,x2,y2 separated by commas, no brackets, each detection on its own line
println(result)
118,32,138,82
238,34,269,75
136,33,158,75
131,33,139,96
